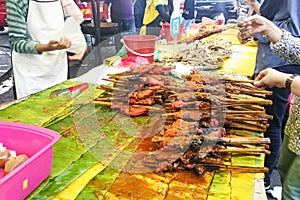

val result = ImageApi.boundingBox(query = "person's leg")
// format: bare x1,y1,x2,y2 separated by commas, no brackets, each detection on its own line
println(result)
278,136,295,185
146,17,162,36
111,17,123,33
264,85,290,188
181,19,192,33
122,19,136,33
280,149,300,199
134,14,143,29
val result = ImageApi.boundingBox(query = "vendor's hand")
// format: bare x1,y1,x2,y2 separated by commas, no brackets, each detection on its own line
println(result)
48,37,72,51
68,46,87,61
36,37,72,53
254,68,289,89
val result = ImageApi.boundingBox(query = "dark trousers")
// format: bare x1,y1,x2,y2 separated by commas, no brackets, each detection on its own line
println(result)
263,65,300,185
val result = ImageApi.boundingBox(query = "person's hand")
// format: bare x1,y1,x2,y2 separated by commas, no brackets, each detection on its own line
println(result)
36,37,72,53
237,28,251,44
101,13,106,21
68,46,87,61
244,0,257,7
254,68,290,89
239,15,269,35
239,15,283,43
48,37,72,51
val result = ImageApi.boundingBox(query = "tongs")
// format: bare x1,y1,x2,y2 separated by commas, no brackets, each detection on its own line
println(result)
180,23,239,44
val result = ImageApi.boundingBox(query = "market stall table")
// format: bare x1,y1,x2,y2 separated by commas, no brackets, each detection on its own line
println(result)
0,29,267,200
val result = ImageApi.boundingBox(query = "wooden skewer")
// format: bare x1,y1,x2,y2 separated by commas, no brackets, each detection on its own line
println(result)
226,116,268,122
91,101,112,106
210,147,270,155
234,104,265,111
223,78,254,83
92,100,162,111
226,99,272,105
225,110,265,115
101,78,120,83
230,122,266,133
96,96,162,101
162,111,267,118
237,88,273,96
97,85,128,92
213,136,271,144
98,91,113,96
231,82,273,96
201,164,269,173
131,104,162,111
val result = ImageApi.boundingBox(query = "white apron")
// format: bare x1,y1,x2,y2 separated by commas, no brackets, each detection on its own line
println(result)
12,0,68,99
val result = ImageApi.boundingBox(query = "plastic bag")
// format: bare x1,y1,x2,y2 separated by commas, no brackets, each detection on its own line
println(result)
53,17,87,54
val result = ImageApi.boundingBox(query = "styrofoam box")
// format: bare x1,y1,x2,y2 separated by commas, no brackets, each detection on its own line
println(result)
0,121,60,200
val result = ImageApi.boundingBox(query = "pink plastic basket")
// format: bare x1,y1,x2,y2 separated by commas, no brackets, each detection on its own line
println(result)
0,121,60,200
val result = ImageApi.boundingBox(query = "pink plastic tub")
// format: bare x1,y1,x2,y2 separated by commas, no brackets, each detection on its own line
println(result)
0,121,60,200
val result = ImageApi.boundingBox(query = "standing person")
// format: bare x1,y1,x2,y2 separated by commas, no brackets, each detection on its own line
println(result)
102,0,135,33
181,0,195,34
141,0,173,36
133,0,146,31
241,14,300,200
6,0,87,99
239,0,300,193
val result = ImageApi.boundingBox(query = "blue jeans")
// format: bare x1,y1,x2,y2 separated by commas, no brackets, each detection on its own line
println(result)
263,65,300,186
111,18,135,33
134,14,144,29
181,18,193,33
278,136,300,200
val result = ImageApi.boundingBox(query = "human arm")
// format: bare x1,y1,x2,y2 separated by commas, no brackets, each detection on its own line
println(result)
6,0,39,54
244,0,261,15
254,68,300,97
240,15,300,65
35,37,71,53
156,5,171,23
101,0,110,20
6,0,71,54
272,1,300,36
239,15,283,43
61,0,84,24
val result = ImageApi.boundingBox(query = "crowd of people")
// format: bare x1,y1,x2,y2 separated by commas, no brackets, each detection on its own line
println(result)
6,0,196,98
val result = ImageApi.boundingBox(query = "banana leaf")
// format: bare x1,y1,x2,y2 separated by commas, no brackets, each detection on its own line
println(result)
30,150,99,199
207,171,231,200
27,105,118,199
0,79,104,126
57,114,157,199
29,110,151,199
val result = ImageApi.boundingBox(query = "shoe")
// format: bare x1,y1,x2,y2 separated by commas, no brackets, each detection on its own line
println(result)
265,184,272,194
264,182,272,194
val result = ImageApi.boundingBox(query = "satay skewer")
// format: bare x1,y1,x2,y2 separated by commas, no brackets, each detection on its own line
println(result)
95,96,162,101
208,147,270,155
91,100,162,111
97,85,128,92
200,163,269,173
180,24,239,44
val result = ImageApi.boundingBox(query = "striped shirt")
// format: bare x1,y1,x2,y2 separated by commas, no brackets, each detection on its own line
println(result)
6,0,40,54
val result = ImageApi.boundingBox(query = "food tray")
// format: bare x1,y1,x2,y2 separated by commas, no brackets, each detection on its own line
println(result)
0,121,60,200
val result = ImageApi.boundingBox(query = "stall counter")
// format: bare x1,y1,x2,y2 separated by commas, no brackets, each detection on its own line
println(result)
0,28,267,200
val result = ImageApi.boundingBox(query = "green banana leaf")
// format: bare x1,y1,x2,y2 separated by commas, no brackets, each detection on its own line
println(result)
27,105,117,199
76,140,142,200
